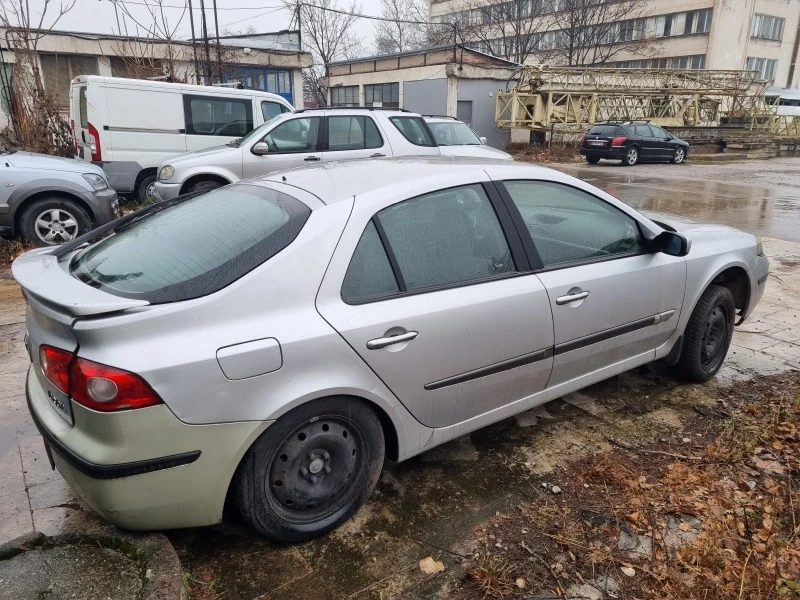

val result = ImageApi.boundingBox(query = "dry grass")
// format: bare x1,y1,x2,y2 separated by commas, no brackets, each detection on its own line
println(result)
507,142,582,163
453,373,800,600
0,237,31,271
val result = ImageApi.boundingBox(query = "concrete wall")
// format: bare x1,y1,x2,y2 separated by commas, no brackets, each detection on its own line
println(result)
403,79,448,115
457,79,510,149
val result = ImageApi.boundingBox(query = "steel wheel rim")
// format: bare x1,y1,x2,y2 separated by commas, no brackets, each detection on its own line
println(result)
145,181,158,202
700,303,731,371
675,149,685,163
627,148,638,163
266,415,366,524
34,208,79,244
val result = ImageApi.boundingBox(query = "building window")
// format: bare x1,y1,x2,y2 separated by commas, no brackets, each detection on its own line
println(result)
331,85,359,107
684,8,712,34
747,57,778,81
39,53,99,108
616,55,705,70
364,83,399,108
751,14,785,41
656,9,712,38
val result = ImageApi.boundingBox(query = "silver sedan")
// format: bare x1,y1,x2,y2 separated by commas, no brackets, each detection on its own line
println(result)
14,158,768,542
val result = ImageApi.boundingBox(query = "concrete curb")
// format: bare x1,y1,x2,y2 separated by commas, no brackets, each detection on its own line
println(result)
0,529,186,600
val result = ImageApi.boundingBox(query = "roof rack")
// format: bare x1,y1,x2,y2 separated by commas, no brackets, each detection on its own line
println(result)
294,106,411,113
422,114,458,120
599,119,651,124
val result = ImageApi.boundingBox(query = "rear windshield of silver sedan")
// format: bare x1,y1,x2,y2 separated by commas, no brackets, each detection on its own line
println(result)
71,184,310,303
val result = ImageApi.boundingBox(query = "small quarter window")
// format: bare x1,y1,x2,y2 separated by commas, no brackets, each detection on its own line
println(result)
341,221,399,302
389,117,436,147
504,181,644,268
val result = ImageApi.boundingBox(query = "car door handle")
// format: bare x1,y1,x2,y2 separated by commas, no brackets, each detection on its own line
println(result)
556,291,590,305
304,156,320,162
370,153,385,157
367,331,418,350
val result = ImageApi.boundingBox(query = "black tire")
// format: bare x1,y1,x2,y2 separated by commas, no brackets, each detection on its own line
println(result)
674,284,736,383
671,147,686,164
622,146,639,166
234,397,385,542
586,156,601,164
136,173,158,203
187,179,223,194
18,197,92,246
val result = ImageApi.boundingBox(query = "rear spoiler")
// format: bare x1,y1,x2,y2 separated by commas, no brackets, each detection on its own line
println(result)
12,250,149,317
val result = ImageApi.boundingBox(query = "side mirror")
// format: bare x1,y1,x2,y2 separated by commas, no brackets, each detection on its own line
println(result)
479,136,488,145
651,231,690,257
252,142,269,156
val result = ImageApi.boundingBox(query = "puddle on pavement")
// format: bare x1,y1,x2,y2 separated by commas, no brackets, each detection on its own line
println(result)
552,165,800,243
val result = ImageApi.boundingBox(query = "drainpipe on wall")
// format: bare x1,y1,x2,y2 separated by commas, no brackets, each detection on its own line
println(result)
788,24,800,88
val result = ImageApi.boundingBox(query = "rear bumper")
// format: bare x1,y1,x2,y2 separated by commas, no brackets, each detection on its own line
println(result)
26,366,270,530
580,146,627,159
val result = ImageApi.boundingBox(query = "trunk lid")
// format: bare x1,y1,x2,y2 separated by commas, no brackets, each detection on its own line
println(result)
13,248,149,425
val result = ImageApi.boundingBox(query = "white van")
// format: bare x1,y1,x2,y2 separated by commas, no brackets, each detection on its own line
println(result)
70,76,295,201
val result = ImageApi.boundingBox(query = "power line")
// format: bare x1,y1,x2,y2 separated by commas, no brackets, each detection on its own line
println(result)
296,2,454,29
116,0,283,11
217,6,285,29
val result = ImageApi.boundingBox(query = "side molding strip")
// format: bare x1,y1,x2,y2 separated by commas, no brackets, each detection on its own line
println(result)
424,348,554,391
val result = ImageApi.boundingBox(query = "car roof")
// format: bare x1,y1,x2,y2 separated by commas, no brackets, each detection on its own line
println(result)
293,107,416,115
256,157,556,205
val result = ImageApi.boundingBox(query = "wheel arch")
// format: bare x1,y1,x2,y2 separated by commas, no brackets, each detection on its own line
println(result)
133,167,157,194
710,265,751,315
179,173,231,195
13,190,94,235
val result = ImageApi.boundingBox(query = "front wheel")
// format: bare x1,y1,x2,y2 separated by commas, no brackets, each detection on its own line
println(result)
674,284,736,382
622,146,639,166
136,173,158,203
234,397,385,542
671,147,686,164
18,197,92,246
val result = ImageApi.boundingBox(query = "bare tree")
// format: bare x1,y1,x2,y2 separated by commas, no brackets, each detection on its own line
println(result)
285,0,364,105
457,0,548,64
539,0,653,66
374,0,428,54
0,0,75,154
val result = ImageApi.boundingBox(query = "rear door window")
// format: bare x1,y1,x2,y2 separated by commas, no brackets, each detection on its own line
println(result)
78,86,88,127
183,94,254,136
327,116,383,151
71,185,310,303
389,117,436,147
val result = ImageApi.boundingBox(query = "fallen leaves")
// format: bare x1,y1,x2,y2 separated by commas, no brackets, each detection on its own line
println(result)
419,556,445,575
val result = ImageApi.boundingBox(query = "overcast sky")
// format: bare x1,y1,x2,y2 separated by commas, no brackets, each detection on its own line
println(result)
24,0,382,52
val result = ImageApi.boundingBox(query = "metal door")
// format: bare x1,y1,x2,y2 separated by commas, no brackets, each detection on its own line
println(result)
457,100,473,126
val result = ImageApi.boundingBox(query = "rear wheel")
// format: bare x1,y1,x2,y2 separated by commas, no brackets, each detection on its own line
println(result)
586,156,600,164
671,147,686,164
234,397,385,542
18,197,92,246
136,173,158,203
622,146,639,166
674,285,736,382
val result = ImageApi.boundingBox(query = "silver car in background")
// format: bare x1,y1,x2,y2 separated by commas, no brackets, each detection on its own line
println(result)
424,116,512,160
14,158,768,542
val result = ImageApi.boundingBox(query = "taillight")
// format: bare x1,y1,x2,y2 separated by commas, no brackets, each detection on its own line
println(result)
38,345,161,412
40,345,72,394
611,136,628,146
87,122,102,161
70,119,78,156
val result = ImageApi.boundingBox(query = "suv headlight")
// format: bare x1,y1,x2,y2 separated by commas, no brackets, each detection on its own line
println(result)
159,165,175,182
82,173,108,191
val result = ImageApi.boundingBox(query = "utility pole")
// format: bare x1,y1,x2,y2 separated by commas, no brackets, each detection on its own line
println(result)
187,0,201,84
213,0,223,83
198,0,212,84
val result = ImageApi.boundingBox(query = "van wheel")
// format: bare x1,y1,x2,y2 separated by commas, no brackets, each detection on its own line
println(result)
137,174,158,203
674,285,735,383
18,197,91,246
234,397,384,542
188,180,223,194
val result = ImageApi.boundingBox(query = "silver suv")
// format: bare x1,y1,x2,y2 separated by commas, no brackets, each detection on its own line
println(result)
154,108,442,200
15,158,767,542
0,150,119,245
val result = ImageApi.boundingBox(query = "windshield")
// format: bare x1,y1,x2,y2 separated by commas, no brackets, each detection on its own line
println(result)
427,121,482,146
71,184,310,303
228,114,285,147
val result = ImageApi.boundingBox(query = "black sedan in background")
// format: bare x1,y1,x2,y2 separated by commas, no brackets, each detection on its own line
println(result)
580,121,690,166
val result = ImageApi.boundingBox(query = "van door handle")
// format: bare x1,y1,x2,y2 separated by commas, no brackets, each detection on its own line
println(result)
367,331,418,350
304,156,320,162
556,290,590,305
370,153,385,157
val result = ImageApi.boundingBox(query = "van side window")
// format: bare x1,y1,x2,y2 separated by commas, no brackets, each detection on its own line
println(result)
79,86,88,128
183,95,254,137
261,101,291,121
